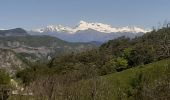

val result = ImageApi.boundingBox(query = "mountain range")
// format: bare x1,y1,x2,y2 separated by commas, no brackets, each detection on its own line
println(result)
30,21,150,42
0,21,150,74
0,28,98,74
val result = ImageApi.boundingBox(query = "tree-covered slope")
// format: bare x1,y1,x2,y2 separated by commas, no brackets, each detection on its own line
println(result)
46,27,170,76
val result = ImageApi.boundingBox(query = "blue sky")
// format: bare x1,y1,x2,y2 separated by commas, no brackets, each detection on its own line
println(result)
0,0,170,29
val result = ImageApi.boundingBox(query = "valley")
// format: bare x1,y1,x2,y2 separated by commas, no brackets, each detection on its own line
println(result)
1,25,169,100
1,1,170,100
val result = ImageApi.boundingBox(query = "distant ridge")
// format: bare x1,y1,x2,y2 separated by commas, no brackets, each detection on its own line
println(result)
0,28,29,36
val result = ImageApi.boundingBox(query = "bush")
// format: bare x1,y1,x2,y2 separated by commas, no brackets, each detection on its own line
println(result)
0,70,10,85
0,70,10,100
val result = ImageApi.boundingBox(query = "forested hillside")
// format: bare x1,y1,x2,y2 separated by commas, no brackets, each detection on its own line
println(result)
43,27,170,76
1,27,170,100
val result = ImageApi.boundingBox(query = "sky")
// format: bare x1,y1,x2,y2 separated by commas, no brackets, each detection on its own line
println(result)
0,0,170,30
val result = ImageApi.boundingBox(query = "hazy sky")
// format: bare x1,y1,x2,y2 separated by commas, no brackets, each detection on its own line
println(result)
0,0,170,29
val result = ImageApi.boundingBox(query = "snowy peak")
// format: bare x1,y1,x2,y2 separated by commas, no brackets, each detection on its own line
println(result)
115,26,149,33
33,21,150,33
35,25,73,33
74,20,114,33
74,21,150,33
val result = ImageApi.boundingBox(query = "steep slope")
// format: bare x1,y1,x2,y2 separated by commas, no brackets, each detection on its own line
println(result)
0,49,27,75
0,35,97,62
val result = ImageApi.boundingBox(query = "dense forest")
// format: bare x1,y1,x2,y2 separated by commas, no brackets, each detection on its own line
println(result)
0,26,170,100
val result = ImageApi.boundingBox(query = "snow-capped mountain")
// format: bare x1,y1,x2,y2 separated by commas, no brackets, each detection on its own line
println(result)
33,21,149,34
30,21,151,42
74,21,149,33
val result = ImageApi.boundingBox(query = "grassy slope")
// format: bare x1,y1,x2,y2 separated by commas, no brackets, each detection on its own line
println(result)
101,59,170,99
104,58,170,84
68,59,170,100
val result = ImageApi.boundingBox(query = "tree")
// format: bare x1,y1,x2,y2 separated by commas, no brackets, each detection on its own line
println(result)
115,57,128,72
101,59,117,75
125,44,156,67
